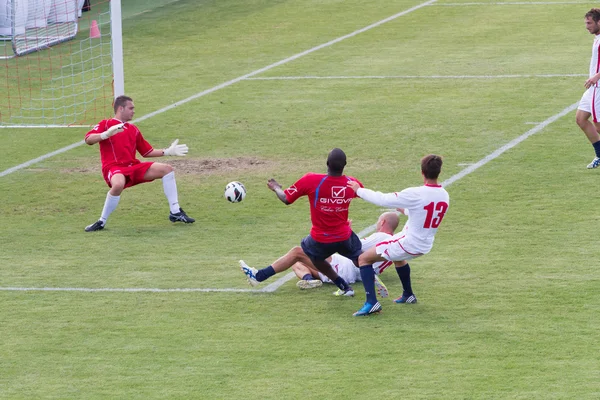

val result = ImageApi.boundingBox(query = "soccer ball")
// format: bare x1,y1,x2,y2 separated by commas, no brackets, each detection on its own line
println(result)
224,181,247,203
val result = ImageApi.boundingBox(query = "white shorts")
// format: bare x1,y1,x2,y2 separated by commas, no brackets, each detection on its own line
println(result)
578,86,600,123
319,254,360,284
375,234,423,262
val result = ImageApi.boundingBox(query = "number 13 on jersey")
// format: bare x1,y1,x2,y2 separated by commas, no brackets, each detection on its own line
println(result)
423,201,448,229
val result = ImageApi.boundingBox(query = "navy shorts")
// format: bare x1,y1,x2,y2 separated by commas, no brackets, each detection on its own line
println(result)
301,232,362,264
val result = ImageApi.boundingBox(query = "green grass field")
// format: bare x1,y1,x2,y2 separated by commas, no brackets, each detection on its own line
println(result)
1,0,600,398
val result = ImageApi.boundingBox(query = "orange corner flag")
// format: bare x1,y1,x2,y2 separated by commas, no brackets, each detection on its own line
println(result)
90,20,100,38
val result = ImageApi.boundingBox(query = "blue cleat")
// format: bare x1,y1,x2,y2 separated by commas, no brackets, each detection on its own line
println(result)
353,301,382,316
394,294,417,304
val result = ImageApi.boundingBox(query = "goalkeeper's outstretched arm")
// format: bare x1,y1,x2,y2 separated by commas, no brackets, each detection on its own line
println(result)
144,139,189,158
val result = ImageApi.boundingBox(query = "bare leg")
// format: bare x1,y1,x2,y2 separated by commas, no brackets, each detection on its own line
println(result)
271,246,313,273
576,110,600,143
291,262,316,279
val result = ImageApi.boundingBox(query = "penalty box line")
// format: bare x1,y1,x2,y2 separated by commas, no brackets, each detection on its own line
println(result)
0,0,438,178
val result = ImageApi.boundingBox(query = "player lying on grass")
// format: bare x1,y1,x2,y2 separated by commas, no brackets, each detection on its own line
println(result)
240,212,400,297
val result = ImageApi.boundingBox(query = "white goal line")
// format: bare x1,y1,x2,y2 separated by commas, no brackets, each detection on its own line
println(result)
245,74,586,80
434,1,590,5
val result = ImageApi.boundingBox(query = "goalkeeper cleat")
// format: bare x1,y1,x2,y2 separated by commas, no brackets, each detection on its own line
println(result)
239,260,259,287
374,275,389,298
84,220,105,232
587,157,600,169
394,294,417,304
333,287,355,297
296,279,323,289
353,301,382,316
169,208,195,223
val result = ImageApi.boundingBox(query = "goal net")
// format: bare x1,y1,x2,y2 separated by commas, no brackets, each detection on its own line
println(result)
0,0,118,127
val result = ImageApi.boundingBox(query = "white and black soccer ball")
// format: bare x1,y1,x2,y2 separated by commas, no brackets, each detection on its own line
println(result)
224,181,247,203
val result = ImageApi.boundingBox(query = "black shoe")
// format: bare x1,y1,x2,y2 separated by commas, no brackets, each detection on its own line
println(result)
85,220,105,232
169,208,195,223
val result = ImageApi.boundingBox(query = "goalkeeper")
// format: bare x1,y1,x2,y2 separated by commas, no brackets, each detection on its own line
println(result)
83,95,194,232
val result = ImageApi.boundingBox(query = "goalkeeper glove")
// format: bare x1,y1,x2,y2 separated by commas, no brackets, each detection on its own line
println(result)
164,139,189,156
100,123,125,140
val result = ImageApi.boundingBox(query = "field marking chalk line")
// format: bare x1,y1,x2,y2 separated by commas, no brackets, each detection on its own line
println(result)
0,0,437,177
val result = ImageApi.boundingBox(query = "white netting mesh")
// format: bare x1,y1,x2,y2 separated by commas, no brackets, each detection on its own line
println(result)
0,0,114,126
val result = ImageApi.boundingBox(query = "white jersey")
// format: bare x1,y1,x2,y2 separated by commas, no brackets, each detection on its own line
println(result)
590,34,600,80
319,231,394,283
357,184,450,254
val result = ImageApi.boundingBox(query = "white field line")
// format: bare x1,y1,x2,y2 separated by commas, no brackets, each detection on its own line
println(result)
0,0,437,177
0,0,437,293
246,74,586,80
0,103,579,293
435,1,590,4
0,223,393,294
0,124,91,128
347,102,579,238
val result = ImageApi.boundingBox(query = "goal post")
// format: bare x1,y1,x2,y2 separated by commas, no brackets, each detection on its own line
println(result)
0,0,123,127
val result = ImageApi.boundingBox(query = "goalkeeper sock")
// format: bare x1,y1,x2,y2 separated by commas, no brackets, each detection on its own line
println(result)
255,266,275,282
100,192,120,224
162,171,180,214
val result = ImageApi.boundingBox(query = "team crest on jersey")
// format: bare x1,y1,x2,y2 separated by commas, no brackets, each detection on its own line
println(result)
331,186,346,198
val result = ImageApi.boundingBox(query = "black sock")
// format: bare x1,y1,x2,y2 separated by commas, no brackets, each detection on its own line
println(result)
302,274,313,281
593,140,600,158
333,277,349,291
395,264,413,296
255,266,275,282
359,265,378,304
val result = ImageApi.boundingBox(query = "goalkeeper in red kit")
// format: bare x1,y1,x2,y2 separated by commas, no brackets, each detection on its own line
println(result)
83,95,194,232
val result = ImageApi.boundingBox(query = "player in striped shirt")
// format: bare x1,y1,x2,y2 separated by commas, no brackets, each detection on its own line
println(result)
576,9,600,169
347,154,450,316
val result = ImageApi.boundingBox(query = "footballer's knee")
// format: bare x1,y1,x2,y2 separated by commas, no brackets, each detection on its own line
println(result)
159,163,174,176
290,246,305,261
576,112,590,128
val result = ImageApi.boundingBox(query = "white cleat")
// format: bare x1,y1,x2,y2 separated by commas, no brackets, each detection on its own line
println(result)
239,260,259,287
374,274,389,298
296,279,323,289
587,157,600,169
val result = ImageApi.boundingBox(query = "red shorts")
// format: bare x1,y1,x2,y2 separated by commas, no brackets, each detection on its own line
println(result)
103,162,154,188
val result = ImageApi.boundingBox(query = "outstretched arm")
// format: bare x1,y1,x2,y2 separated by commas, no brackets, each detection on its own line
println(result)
144,139,189,158
267,178,290,205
